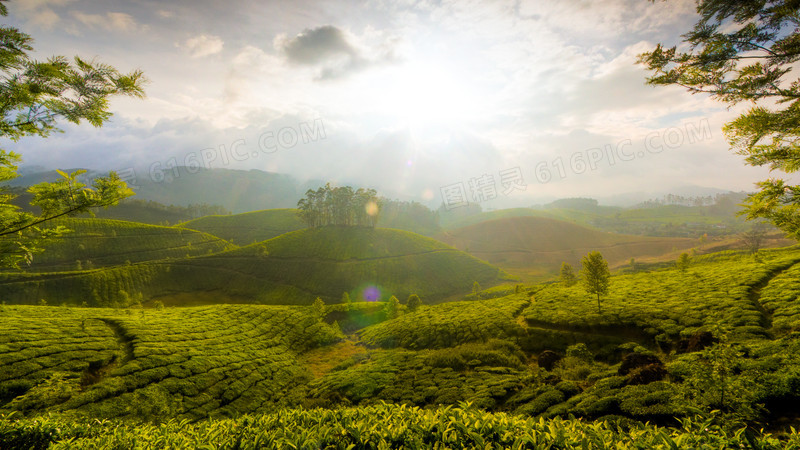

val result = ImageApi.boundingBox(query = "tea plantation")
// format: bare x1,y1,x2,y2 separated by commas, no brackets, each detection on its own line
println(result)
3,245,800,447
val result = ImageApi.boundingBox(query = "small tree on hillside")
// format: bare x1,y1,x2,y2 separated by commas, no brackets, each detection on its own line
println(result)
676,253,691,273
581,251,610,314
472,281,481,296
384,295,400,319
341,292,352,304
741,223,768,254
312,297,325,321
560,262,577,287
407,294,422,312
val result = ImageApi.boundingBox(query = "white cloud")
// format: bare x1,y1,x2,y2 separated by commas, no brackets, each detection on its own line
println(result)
30,7,60,28
8,0,73,28
181,34,224,58
72,11,139,32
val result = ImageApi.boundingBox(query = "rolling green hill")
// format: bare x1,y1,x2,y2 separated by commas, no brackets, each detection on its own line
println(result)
26,218,233,272
181,227,507,304
0,227,506,306
3,245,800,442
436,216,697,281
0,305,340,421
179,209,306,244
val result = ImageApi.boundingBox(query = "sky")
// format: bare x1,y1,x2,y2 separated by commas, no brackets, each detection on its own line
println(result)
3,0,782,207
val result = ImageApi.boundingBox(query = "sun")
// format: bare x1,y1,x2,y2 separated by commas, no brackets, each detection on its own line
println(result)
356,60,485,128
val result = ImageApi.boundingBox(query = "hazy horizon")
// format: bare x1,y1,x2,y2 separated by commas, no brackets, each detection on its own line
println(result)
4,0,779,208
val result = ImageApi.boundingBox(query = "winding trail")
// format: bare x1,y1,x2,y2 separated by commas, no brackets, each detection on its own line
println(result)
97,318,135,363
747,260,800,336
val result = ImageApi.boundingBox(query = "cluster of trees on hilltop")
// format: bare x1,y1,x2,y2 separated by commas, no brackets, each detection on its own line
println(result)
297,184,379,227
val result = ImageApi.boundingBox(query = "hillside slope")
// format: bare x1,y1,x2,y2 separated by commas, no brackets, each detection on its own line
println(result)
180,209,305,244
3,246,800,432
27,218,232,272
437,216,696,280
0,227,505,306
193,227,506,303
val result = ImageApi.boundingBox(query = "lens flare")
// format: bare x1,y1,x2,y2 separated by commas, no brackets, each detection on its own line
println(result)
365,201,379,217
362,286,381,302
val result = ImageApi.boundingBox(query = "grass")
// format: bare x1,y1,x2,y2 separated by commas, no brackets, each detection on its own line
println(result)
179,209,305,245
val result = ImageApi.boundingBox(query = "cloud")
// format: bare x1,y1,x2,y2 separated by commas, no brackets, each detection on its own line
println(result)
181,34,224,58
277,25,356,65
274,25,400,80
72,11,140,32
9,0,73,29
30,8,60,28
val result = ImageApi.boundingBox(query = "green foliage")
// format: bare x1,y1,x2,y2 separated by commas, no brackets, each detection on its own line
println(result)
473,281,481,295
384,296,400,320
639,0,800,239
361,296,529,349
406,293,421,311
560,262,577,287
0,304,336,421
0,9,146,268
297,183,379,228
565,343,593,361
676,252,691,273
581,251,610,313
312,297,325,320
2,403,798,449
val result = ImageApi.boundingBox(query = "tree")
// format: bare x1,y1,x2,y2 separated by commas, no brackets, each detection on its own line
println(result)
312,297,326,320
559,262,577,286
638,0,800,240
406,293,421,311
581,251,610,314
0,2,146,268
384,295,400,319
472,281,481,296
741,223,769,254
676,252,691,273
296,184,379,228
341,292,352,304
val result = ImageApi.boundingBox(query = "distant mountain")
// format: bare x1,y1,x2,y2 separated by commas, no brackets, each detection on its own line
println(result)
130,167,300,213
10,166,303,213
598,185,735,206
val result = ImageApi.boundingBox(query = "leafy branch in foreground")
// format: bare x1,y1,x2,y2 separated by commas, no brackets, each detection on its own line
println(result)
0,0,146,268
638,0,800,239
